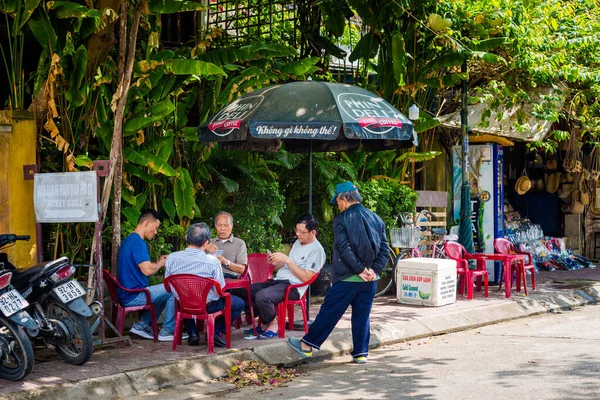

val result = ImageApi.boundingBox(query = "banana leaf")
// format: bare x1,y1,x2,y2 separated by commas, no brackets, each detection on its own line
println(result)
174,167,195,219
74,155,93,168
122,207,141,225
273,58,320,75
124,99,176,133
164,59,226,77
318,0,346,37
65,45,88,106
420,52,465,76
391,32,406,86
47,1,101,18
348,31,379,62
27,9,57,54
123,163,163,185
18,0,42,30
140,150,177,176
162,198,176,220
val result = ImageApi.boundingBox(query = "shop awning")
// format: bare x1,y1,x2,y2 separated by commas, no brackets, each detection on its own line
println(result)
438,87,564,143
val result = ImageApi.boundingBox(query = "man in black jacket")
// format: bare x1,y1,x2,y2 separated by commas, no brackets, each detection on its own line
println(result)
288,181,390,364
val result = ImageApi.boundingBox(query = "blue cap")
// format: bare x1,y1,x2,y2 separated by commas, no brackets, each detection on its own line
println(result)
330,181,358,204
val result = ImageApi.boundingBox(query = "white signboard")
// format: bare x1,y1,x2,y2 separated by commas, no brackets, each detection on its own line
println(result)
34,171,98,223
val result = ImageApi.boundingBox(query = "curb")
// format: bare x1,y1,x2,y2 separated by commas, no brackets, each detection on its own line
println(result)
4,284,599,400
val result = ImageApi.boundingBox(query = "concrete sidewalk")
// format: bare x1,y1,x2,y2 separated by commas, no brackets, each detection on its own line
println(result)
2,268,599,400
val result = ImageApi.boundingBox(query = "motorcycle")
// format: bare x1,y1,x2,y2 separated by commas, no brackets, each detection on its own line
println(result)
0,264,37,380
0,234,94,366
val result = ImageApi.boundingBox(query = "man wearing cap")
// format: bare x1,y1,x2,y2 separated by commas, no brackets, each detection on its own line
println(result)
287,182,390,364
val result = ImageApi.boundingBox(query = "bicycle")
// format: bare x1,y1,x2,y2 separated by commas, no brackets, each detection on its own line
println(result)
375,210,456,297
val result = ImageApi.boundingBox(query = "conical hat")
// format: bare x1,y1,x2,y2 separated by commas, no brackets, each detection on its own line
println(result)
516,176,532,195
547,172,560,194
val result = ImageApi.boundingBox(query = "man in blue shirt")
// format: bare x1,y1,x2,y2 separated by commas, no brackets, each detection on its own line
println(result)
118,210,184,341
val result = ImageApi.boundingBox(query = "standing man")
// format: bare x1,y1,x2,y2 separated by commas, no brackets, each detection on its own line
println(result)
165,223,245,346
242,214,325,339
205,211,248,279
118,209,183,342
287,182,389,363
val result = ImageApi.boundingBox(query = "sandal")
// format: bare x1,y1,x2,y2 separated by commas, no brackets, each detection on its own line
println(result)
244,326,263,335
257,330,278,340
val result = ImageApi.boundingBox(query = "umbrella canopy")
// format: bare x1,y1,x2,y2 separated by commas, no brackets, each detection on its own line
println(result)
198,81,416,152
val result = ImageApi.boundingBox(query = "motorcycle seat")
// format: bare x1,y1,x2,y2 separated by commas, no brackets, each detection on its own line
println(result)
10,265,46,289
9,257,70,289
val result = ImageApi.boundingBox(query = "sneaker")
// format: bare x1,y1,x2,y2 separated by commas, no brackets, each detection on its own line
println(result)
287,337,312,358
130,322,154,340
354,356,368,364
158,327,189,342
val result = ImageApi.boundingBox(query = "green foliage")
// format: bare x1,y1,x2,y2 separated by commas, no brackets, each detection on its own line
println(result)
356,179,418,229
229,180,286,254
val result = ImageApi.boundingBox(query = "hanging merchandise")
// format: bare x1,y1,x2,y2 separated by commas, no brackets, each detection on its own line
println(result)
571,174,585,213
563,133,582,173
592,148,600,181
580,179,590,206
545,172,560,194
515,169,532,195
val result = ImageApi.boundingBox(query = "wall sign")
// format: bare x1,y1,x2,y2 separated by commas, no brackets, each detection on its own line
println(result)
34,171,98,223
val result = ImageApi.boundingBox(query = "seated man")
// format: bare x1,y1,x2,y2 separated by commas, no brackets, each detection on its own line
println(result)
205,211,248,279
165,222,245,346
243,214,326,339
118,210,182,341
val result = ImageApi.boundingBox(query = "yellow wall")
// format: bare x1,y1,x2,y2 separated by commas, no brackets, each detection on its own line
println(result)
0,111,37,268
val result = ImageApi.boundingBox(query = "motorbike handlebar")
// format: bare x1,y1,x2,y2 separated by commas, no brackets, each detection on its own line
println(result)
0,234,30,248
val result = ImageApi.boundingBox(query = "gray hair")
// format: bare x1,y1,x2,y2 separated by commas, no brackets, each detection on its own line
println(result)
214,211,233,225
337,189,363,203
186,222,212,247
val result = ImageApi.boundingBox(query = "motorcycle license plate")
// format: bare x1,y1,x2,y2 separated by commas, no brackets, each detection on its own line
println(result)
53,280,86,303
0,289,29,317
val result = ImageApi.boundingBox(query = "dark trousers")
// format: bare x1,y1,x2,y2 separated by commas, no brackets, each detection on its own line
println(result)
184,295,245,335
302,280,376,358
232,280,299,325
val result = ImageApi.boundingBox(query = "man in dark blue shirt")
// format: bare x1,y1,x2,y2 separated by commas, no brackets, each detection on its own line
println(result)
288,182,389,363
118,210,184,341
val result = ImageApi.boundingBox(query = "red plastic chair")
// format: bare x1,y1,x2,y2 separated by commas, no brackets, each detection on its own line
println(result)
247,253,274,283
224,263,256,333
494,238,535,295
163,274,231,353
103,269,158,342
276,272,320,338
443,242,489,300
243,254,275,326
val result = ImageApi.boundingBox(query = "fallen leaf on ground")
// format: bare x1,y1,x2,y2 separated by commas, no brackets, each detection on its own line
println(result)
220,360,300,388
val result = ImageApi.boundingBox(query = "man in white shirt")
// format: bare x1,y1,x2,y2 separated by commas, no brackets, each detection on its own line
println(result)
243,214,326,339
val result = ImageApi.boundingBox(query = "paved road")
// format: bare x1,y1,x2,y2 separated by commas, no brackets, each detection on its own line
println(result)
132,305,600,400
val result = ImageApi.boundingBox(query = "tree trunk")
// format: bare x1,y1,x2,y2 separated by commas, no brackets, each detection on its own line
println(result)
89,0,142,276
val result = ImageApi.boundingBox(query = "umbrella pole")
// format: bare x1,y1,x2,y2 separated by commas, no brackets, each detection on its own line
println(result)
309,141,313,214
458,59,475,253
296,142,314,330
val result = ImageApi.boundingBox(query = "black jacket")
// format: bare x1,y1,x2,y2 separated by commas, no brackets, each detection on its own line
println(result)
331,203,390,284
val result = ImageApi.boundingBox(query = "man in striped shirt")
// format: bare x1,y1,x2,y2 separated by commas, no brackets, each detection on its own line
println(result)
165,222,245,347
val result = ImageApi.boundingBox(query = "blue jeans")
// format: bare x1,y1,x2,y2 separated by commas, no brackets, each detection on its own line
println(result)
302,280,376,358
122,283,175,333
184,295,245,335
